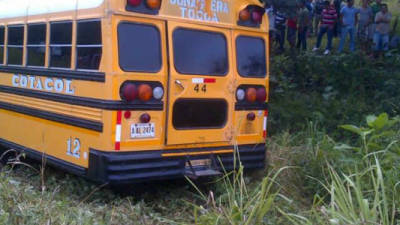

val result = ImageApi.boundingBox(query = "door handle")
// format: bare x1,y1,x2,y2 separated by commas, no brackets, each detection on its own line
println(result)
175,80,184,89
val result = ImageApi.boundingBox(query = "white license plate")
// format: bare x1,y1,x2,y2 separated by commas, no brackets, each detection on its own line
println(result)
130,123,155,139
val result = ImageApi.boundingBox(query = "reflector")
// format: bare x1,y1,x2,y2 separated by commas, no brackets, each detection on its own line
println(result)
124,111,132,119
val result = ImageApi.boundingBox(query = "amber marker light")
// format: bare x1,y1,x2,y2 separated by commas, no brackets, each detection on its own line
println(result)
146,0,161,9
246,87,257,102
138,84,153,102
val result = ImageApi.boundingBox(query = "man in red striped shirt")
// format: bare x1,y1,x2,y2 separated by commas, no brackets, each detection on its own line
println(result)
312,1,338,55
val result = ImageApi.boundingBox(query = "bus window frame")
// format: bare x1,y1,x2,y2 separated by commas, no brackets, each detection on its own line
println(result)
75,19,103,72
6,24,25,66
172,27,229,77
26,23,47,68
235,35,267,78
49,20,73,69
117,21,162,74
0,26,4,65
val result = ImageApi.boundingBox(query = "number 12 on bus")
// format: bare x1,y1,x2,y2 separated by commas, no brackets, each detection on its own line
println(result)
0,0,269,184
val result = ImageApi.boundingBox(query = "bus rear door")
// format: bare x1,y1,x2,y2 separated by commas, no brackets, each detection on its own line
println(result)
166,21,234,146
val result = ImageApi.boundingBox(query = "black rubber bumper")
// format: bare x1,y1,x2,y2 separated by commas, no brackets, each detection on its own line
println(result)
88,144,266,185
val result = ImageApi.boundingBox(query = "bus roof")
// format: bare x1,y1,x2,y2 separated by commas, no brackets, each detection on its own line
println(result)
0,0,104,19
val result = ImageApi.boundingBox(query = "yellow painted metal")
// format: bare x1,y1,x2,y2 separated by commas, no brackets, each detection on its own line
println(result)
0,0,269,169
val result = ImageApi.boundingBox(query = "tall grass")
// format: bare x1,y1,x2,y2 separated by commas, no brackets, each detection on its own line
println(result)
284,157,397,225
187,152,291,225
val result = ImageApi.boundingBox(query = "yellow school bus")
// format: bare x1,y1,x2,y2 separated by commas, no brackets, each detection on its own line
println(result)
0,0,269,184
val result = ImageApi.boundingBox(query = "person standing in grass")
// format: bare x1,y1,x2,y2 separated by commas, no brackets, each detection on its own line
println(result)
313,1,338,55
287,17,298,50
357,0,373,52
371,0,382,18
275,10,287,52
370,0,382,43
313,0,325,36
297,0,310,51
373,3,392,56
338,0,359,53
333,0,343,36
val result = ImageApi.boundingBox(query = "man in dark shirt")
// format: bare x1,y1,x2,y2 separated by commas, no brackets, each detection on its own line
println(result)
275,10,287,52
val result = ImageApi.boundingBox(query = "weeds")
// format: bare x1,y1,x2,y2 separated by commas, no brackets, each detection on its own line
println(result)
188,163,290,225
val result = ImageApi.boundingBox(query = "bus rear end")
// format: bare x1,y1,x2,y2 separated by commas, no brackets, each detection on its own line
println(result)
88,0,269,184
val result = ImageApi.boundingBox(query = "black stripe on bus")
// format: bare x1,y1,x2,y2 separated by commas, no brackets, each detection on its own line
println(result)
0,85,164,111
0,101,103,132
0,66,105,82
0,138,87,176
235,102,268,111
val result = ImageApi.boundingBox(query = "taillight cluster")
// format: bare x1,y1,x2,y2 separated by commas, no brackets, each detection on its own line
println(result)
120,81,164,103
126,0,161,14
236,85,267,103
238,5,265,27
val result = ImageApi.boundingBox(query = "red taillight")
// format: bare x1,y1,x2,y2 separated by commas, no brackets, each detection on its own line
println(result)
127,0,142,6
246,87,257,102
247,112,256,121
251,10,263,23
140,113,151,123
121,83,138,102
256,88,267,102
239,9,250,21
138,84,153,102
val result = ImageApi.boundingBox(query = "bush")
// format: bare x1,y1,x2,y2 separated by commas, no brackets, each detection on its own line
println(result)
269,52,400,135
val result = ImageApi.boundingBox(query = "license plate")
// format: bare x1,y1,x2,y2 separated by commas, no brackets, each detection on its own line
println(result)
130,123,155,139
186,159,211,167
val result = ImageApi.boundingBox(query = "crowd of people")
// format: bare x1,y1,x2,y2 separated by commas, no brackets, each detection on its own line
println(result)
266,0,397,57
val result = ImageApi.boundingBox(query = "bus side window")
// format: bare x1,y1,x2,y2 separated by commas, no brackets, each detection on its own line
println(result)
0,26,4,64
50,21,72,68
76,20,102,70
7,25,24,66
27,23,46,67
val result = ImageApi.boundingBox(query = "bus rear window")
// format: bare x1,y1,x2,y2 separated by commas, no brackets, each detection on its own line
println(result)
236,36,266,78
118,22,161,73
173,29,228,76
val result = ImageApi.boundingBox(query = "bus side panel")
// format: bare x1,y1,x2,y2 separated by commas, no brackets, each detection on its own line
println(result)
0,109,110,168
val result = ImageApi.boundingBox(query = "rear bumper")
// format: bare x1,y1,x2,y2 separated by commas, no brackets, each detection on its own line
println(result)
88,144,266,185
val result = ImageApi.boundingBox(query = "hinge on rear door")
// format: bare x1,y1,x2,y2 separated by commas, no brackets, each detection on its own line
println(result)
224,125,235,143
227,79,237,95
